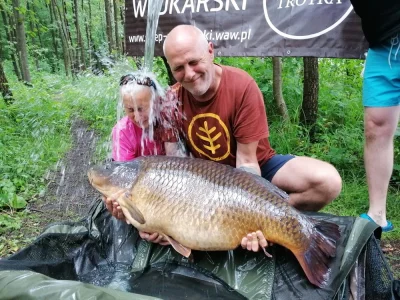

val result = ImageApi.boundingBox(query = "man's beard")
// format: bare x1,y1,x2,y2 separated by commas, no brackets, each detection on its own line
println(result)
185,76,210,97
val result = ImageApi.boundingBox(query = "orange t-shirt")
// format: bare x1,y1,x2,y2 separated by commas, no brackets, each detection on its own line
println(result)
162,64,275,167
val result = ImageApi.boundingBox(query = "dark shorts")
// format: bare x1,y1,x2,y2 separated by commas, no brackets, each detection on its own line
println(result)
260,154,295,182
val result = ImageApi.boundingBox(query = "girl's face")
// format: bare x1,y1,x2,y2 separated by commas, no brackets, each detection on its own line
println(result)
123,87,152,128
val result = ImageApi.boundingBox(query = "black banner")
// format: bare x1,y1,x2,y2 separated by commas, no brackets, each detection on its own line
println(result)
125,0,368,58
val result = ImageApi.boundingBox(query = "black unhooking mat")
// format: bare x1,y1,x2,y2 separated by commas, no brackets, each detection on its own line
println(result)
0,198,398,300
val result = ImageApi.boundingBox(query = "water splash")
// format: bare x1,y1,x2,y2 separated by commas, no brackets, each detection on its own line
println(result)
113,0,167,158
51,0,186,164
143,0,164,72
56,164,66,197
114,71,167,160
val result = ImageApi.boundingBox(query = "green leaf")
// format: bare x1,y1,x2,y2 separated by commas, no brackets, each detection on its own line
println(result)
9,195,27,209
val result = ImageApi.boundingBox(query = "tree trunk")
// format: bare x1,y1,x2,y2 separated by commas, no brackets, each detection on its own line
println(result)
61,0,76,75
119,1,125,54
0,60,14,105
61,0,72,45
27,2,40,71
104,0,113,53
301,57,319,141
32,4,43,49
10,9,23,78
73,0,86,70
0,3,21,80
99,1,106,42
13,0,31,83
134,57,142,70
272,57,289,121
113,0,120,53
48,0,59,73
52,0,71,76
85,0,94,67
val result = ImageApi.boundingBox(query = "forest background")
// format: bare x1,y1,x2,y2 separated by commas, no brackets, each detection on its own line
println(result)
0,0,399,276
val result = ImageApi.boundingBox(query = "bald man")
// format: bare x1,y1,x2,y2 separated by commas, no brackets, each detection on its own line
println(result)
107,25,342,252
162,25,342,251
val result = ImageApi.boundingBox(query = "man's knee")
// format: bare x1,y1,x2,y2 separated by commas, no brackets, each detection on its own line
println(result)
303,171,341,211
365,123,396,142
316,166,342,204
364,108,399,140
286,164,342,211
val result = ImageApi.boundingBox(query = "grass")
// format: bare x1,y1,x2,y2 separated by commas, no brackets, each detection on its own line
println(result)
325,180,400,238
0,73,73,219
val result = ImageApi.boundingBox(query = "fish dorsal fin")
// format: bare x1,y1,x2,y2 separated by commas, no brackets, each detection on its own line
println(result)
122,192,145,225
164,235,191,258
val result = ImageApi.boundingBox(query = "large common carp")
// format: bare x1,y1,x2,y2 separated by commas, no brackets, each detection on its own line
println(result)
88,156,340,288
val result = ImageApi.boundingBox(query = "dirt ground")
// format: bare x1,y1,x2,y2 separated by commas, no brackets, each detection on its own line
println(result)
4,119,400,279
382,240,400,279
1,119,101,254
28,118,99,222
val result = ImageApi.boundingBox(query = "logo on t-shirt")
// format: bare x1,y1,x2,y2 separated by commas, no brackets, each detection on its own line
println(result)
188,113,230,161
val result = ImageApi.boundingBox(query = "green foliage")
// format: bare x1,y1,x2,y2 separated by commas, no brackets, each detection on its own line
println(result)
0,0,118,73
0,213,21,235
0,69,72,232
215,57,276,114
262,58,367,178
153,57,174,86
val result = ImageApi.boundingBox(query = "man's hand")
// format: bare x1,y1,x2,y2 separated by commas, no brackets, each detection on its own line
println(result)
102,196,126,221
241,231,272,257
139,231,170,246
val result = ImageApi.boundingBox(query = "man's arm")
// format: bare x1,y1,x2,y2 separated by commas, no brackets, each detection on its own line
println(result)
236,140,261,176
237,140,273,253
165,142,188,157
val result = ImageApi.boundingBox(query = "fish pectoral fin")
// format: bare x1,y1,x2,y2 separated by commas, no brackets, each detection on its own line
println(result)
164,236,192,258
122,194,145,225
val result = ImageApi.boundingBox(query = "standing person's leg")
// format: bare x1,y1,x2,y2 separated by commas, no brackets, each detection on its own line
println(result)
364,107,400,229
360,36,400,231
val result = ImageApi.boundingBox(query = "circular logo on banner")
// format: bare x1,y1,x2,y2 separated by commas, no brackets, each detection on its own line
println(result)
188,113,230,161
263,0,353,40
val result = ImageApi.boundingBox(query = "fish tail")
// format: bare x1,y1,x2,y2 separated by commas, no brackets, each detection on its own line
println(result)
293,219,340,288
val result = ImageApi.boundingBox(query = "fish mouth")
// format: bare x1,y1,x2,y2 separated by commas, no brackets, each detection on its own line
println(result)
87,166,115,196
87,165,132,199
87,161,141,199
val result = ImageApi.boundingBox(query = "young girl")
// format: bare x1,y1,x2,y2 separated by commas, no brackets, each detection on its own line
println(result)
112,72,166,161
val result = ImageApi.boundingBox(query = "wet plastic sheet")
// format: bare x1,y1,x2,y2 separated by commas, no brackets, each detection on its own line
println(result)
0,199,398,300
0,270,159,300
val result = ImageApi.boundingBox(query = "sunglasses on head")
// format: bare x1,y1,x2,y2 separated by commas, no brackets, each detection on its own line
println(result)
119,74,157,90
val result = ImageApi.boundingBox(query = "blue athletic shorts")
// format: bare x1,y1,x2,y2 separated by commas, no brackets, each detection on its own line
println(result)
260,154,295,182
363,34,400,107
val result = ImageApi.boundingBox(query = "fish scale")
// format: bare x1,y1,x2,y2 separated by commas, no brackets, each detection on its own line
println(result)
88,155,340,287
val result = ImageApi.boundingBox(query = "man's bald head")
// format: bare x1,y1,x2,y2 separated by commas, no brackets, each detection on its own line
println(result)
162,25,217,100
163,25,209,59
